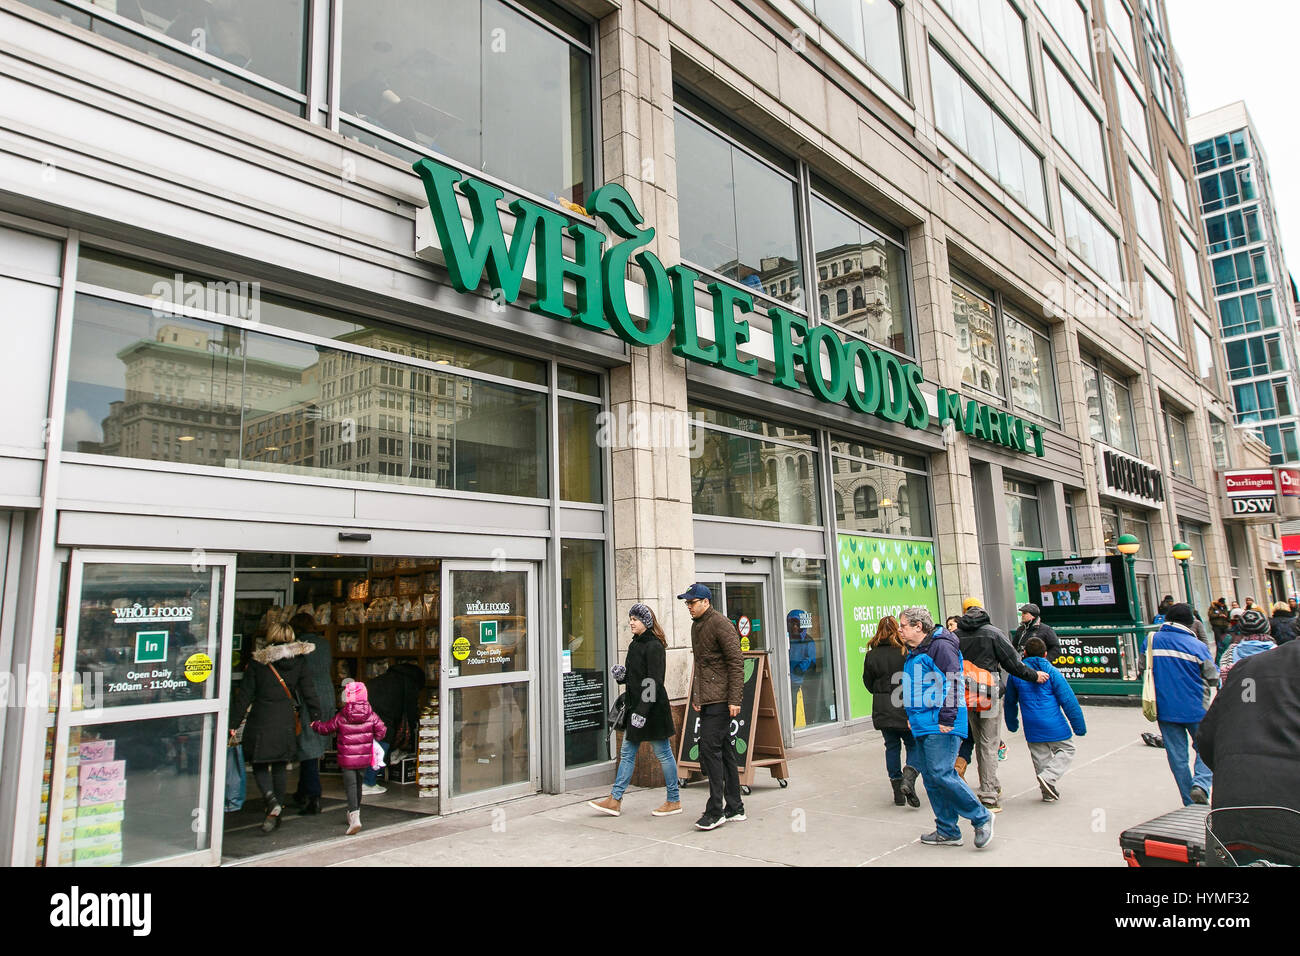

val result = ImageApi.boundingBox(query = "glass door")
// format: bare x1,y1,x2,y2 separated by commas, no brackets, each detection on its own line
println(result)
44,550,235,867
440,561,538,812
721,576,769,653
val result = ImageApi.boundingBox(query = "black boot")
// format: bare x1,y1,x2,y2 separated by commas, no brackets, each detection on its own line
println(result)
299,796,321,816
900,766,921,808
891,777,906,806
261,796,283,834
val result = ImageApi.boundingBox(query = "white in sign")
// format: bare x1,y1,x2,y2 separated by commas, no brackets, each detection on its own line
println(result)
737,616,751,638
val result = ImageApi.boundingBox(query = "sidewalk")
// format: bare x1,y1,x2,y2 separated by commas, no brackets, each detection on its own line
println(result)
241,704,1186,867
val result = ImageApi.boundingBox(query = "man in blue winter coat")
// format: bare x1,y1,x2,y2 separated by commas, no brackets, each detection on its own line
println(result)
787,609,817,724
898,606,994,850
1004,636,1087,802
1140,603,1220,805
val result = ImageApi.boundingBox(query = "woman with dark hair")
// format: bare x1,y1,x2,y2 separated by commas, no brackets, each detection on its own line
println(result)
230,621,322,833
588,603,680,818
864,615,921,808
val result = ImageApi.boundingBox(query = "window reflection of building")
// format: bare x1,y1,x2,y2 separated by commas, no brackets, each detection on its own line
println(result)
809,239,903,353
688,410,821,526
952,284,1001,395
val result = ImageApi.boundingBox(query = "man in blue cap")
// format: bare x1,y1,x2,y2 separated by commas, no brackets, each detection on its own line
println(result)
678,582,745,830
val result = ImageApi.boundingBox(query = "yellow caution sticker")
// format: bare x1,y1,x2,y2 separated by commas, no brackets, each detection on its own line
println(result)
184,653,213,683
739,635,751,651
452,637,471,661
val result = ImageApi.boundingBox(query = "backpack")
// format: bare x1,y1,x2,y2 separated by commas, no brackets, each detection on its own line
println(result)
963,659,996,711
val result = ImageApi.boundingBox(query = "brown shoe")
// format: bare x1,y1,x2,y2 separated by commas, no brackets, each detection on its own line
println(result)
651,801,682,817
587,795,622,817
954,757,968,780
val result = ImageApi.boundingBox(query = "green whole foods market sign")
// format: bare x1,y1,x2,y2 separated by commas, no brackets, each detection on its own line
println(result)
838,534,941,720
414,157,1043,456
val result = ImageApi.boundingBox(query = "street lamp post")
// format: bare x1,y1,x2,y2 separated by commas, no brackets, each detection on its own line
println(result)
1117,534,1142,625
1172,541,1194,606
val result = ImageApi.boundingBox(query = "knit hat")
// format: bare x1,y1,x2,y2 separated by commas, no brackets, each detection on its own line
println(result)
1239,608,1270,635
962,597,983,612
629,603,654,630
1229,608,1244,619
344,680,369,704
1165,603,1195,627
1273,601,1291,614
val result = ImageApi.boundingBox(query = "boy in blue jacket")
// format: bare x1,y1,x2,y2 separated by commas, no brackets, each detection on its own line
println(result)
1005,637,1087,802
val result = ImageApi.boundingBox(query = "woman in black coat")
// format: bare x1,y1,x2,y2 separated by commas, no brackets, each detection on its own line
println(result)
863,615,920,808
231,622,322,832
587,603,680,818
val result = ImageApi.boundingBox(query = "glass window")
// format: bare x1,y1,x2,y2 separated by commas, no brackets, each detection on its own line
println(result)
1163,407,1193,481
1004,478,1042,548
810,194,911,355
1178,522,1212,613
1217,291,1277,338
1130,165,1166,261
1179,233,1205,307
930,46,1049,223
339,0,593,205
1212,250,1270,296
1095,362,1139,455
1199,168,1257,215
1259,423,1300,466
557,366,600,396
1210,417,1229,469
1059,182,1124,290
559,397,602,503
675,106,803,308
1081,359,1107,444
561,539,607,767
831,442,931,538
805,0,907,94
1193,325,1215,385
22,0,308,112
1225,333,1286,380
935,0,1033,106
951,281,1003,398
1113,63,1151,161
1193,129,1249,173
1106,0,1138,65
690,406,820,525
1232,378,1294,425
1003,308,1058,422
1043,51,1108,192
1203,207,1263,254
1166,154,1191,221
1035,0,1093,78
1144,272,1179,344
784,557,837,726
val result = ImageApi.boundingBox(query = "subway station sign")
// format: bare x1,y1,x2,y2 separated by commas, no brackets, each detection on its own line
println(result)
413,157,1044,457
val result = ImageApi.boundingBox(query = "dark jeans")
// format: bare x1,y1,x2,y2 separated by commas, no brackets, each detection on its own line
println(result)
252,762,288,809
880,727,918,779
296,758,321,799
341,768,366,813
698,702,743,818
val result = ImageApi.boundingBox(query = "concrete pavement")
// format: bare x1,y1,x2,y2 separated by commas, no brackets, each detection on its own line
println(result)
242,703,1188,867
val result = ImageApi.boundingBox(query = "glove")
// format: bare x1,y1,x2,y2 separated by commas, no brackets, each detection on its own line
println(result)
611,664,627,684
630,713,646,729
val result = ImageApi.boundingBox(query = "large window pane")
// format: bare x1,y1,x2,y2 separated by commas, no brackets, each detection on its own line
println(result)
1005,478,1042,548
1144,272,1180,344
1113,63,1151,161
951,283,1003,397
832,449,932,538
675,109,803,307
1004,310,1058,421
1130,165,1166,262
1060,183,1124,290
808,0,907,93
1106,0,1137,64
559,398,602,503
1164,409,1193,481
1179,233,1205,306
1081,360,1107,444
936,0,1032,105
1194,325,1215,385
784,557,837,727
811,196,912,355
1102,373,1139,454
1043,52,1108,192
561,539,607,767
690,413,820,526
1167,154,1191,221
340,0,592,204
1035,0,1093,78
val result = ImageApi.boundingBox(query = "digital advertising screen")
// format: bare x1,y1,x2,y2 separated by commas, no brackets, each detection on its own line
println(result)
1027,556,1132,624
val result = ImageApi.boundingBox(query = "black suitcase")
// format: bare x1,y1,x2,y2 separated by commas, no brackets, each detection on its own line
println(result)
1120,805,1210,866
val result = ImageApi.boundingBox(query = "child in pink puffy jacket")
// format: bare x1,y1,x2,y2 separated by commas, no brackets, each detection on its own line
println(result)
312,681,387,835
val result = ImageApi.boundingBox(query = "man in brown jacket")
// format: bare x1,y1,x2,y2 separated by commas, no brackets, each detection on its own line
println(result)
679,582,745,830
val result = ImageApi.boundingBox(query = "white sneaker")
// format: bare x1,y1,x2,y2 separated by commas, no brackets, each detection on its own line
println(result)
361,784,387,796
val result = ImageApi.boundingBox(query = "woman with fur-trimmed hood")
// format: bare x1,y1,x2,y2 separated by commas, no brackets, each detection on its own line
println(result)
231,622,323,833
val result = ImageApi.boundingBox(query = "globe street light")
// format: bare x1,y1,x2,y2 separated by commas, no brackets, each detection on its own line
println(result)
1172,541,1194,605
1117,534,1141,625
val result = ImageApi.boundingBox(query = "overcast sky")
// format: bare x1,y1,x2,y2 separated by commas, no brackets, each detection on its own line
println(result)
1166,1,1300,279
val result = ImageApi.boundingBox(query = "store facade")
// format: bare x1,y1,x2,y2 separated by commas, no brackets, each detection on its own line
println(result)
0,0,1253,866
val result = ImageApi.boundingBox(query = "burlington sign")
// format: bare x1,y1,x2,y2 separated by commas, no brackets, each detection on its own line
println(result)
413,157,1044,457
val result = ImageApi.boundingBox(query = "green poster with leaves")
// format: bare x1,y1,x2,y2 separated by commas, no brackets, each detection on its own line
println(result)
838,534,941,720
1011,549,1045,609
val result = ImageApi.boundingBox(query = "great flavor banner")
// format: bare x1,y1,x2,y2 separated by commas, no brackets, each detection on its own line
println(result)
1011,548,1044,610
838,534,941,720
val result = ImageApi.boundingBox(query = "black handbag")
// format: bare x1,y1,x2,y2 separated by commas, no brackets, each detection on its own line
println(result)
607,692,628,732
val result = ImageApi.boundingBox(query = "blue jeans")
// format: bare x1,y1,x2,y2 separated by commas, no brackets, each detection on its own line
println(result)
610,737,679,802
915,732,991,839
1158,720,1212,806
363,740,390,787
880,727,918,780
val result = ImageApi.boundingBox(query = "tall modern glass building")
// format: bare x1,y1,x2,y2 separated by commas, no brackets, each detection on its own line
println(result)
1189,103,1300,467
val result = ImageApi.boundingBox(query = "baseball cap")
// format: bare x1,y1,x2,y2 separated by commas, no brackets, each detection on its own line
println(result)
961,597,982,612
676,583,712,602
1018,603,1041,617
1239,608,1270,635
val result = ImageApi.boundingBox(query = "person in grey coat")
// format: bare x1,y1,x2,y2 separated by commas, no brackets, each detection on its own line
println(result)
289,611,335,815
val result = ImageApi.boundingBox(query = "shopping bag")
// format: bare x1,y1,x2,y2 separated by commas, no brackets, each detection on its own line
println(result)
1141,638,1158,723
372,739,386,771
225,742,246,812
